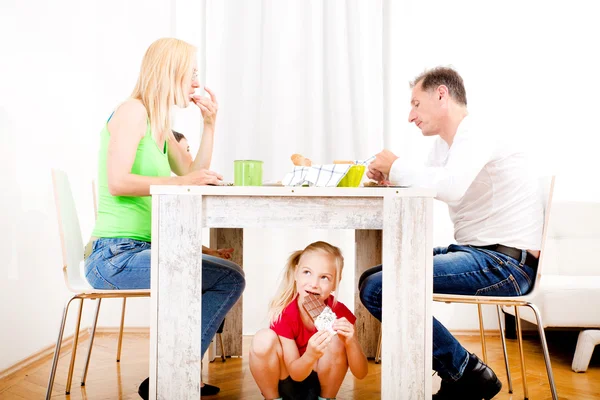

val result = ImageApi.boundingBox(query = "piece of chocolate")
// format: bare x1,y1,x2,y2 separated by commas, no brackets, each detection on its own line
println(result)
302,293,327,321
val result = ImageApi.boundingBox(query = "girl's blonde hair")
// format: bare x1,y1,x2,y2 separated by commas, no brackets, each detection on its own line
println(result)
130,38,196,143
268,241,344,324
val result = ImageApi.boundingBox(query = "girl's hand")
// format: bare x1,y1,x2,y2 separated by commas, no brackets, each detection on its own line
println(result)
191,87,218,126
333,318,355,343
305,330,332,360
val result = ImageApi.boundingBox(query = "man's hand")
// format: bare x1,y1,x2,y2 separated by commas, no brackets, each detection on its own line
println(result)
366,165,385,182
367,150,398,181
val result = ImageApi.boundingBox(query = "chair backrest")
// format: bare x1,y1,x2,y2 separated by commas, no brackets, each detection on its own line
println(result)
529,176,556,293
51,169,93,291
92,180,98,220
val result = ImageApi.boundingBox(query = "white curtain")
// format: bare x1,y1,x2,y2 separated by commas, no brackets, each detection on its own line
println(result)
205,0,384,182
173,0,384,333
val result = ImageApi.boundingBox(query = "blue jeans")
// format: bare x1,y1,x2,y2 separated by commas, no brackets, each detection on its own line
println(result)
358,244,536,381
84,237,246,357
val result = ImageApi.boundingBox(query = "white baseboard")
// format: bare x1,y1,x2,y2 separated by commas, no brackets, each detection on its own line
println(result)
95,326,150,334
0,329,90,381
0,327,149,381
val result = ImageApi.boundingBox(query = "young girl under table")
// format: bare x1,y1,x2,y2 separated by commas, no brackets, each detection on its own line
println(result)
249,241,368,400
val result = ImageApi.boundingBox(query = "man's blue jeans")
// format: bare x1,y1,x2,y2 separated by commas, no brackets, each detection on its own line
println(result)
358,244,536,381
84,237,246,357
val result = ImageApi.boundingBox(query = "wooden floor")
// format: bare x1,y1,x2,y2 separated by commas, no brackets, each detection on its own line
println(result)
0,331,598,399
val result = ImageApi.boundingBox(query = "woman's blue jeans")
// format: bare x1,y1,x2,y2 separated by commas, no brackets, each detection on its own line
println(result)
358,244,536,381
84,237,246,357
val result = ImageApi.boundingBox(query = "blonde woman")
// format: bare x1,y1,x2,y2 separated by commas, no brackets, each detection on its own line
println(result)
84,38,245,398
249,242,368,400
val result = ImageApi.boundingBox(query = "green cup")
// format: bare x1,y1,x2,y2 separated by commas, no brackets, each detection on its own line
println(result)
234,160,263,186
337,165,366,187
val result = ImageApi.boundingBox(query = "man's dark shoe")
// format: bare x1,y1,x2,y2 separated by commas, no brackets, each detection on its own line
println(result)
433,354,502,400
138,377,149,400
137,377,220,398
201,383,221,396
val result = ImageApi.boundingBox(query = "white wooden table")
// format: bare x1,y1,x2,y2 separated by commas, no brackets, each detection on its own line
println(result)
149,186,434,399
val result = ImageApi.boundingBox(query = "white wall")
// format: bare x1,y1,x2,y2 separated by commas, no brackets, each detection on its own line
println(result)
391,0,600,331
0,0,173,371
2,0,600,373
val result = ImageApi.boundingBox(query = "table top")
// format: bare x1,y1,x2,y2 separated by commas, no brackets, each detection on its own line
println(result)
150,185,436,198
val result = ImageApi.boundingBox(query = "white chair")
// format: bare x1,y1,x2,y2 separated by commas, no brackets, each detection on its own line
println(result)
434,177,557,400
504,200,600,373
46,169,150,399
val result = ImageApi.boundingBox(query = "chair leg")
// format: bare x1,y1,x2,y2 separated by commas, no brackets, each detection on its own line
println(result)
477,304,488,364
45,296,78,400
117,297,127,362
496,305,513,394
81,298,102,386
514,307,529,400
65,298,85,394
375,330,382,364
527,303,558,400
218,333,226,362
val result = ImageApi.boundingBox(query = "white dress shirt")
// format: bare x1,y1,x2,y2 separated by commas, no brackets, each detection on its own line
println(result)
389,116,543,250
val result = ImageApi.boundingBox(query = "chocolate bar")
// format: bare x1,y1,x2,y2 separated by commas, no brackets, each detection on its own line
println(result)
303,293,326,320
303,293,337,334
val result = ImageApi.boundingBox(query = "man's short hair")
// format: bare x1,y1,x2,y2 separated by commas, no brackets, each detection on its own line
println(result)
410,67,467,106
172,130,185,143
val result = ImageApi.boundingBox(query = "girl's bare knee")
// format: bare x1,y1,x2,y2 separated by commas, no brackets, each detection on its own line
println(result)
318,335,348,371
328,335,347,358
250,328,280,357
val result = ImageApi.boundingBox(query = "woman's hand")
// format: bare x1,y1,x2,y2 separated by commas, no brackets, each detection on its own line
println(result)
191,87,218,126
203,247,234,260
305,330,333,361
332,317,356,344
181,169,223,186
216,248,234,260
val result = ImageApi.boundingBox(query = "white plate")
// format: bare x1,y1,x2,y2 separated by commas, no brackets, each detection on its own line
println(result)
362,185,409,188
262,182,284,187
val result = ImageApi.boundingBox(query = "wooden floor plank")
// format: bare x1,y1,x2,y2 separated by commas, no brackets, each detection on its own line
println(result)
0,330,598,399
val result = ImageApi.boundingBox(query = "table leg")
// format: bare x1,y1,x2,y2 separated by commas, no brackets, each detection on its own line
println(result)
210,228,244,357
151,194,204,399
381,196,433,399
355,229,382,358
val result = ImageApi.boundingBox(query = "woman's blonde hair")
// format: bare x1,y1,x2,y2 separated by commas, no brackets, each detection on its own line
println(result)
130,38,197,143
268,241,344,324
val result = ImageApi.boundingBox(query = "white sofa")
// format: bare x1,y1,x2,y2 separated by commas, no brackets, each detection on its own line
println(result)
505,200,600,372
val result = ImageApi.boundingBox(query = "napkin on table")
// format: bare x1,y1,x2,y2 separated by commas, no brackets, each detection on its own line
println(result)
282,155,376,187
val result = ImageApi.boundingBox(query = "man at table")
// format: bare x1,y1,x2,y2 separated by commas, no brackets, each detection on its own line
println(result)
359,66,543,400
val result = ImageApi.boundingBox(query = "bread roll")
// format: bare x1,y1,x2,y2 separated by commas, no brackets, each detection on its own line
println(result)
333,160,355,164
291,154,312,167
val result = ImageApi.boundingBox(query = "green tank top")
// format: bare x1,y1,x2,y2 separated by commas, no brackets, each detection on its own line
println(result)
92,120,170,242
